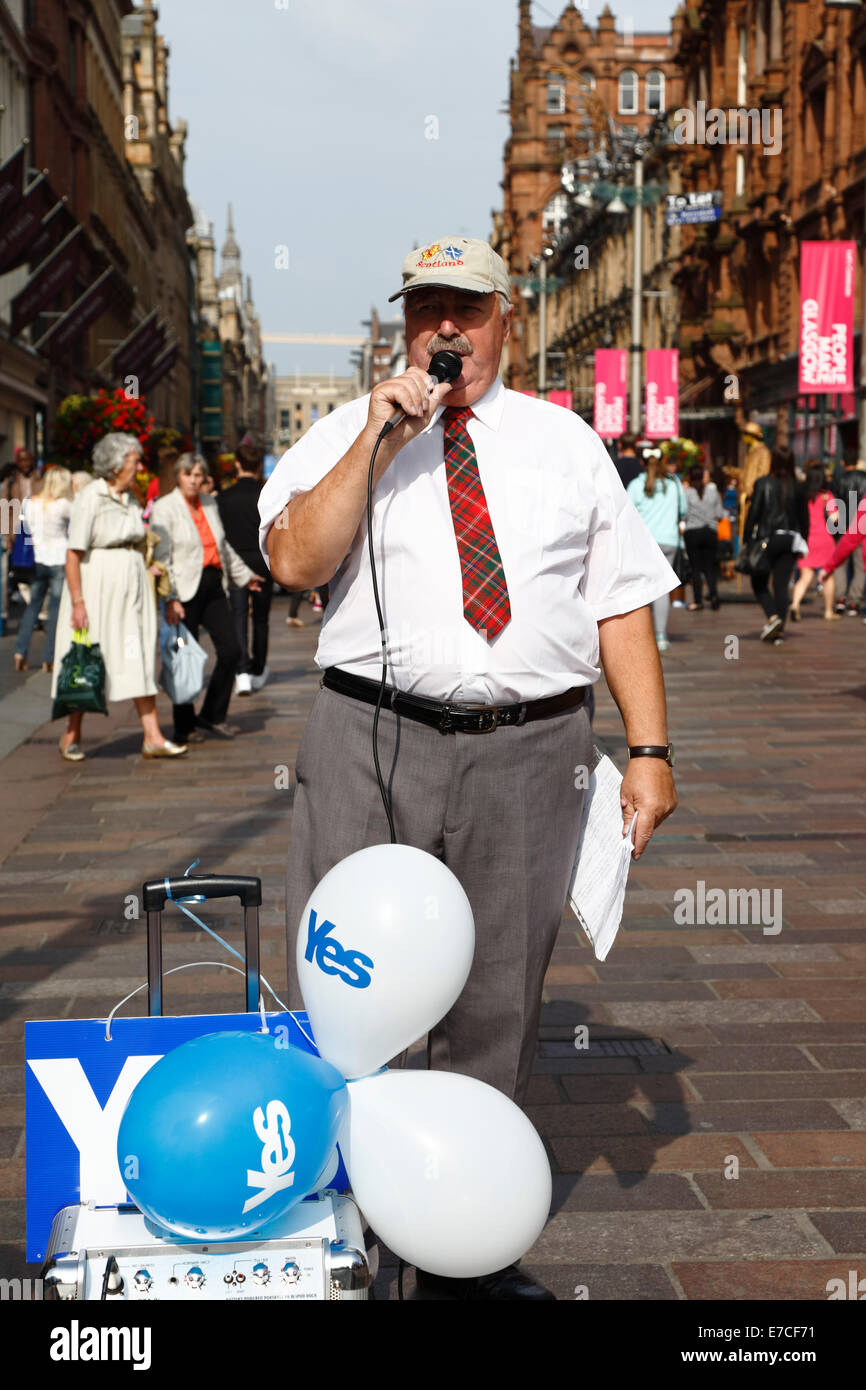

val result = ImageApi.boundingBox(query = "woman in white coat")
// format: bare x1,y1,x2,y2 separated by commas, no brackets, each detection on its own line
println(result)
53,433,186,761
151,453,261,743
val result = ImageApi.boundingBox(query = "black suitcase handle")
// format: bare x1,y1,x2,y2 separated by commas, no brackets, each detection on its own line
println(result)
142,874,262,912
142,874,262,1017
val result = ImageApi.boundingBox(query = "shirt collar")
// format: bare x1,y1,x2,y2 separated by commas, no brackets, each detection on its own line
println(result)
423,374,506,436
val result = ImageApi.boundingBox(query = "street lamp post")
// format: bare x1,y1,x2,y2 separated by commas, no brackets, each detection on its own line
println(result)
514,251,562,399
630,154,644,435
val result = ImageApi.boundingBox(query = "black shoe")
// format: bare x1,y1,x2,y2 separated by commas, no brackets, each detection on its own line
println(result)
196,717,239,738
710,596,720,611
415,1264,555,1301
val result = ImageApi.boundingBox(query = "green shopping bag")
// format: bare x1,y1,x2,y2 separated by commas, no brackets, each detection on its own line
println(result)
51,628,108,719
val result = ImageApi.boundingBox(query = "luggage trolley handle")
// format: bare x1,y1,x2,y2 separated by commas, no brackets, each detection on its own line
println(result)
142,875,263,1018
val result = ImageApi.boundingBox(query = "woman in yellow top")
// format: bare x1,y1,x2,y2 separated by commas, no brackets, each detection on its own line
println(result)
52,432,186,762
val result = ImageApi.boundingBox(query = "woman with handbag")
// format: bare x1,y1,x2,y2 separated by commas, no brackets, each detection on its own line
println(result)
52,433,187,761
150,453,261,744
741,448,810,645
13,466,73,672
683,463,724,611
626,448,687,653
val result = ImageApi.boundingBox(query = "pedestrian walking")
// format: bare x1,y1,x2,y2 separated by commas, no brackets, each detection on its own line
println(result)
52,433,185,761
1,446,40,608
217,442,274,695
150,453,262,743
830,452,866,616
13,466,73,672
789,463,841,623
613,432,641,488
626,448,687,652
741,447,809,645
682,462,723,611
260,235,678,1300
823,489,866,618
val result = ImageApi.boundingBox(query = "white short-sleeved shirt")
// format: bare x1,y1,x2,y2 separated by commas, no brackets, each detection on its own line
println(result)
258,376,677,704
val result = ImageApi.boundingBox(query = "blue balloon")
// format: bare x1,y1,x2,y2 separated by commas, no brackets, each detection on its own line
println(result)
117,1031,347,1240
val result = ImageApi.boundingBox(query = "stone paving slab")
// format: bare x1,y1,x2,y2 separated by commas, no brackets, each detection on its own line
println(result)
1,587,865,1300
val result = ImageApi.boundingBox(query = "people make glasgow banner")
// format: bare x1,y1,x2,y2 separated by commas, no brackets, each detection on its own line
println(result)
594,349,628,439
799,241,856,395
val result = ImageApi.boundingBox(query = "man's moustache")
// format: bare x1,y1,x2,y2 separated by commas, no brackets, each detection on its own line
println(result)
426,341,472,357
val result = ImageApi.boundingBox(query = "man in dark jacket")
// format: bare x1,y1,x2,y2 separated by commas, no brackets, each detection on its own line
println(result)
613,433,641,488
218,443,273,694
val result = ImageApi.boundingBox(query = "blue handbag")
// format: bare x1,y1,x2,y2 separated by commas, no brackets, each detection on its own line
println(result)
11,513,35,572
159,618,208,704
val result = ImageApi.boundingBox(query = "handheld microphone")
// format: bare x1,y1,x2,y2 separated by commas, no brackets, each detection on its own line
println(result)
380,349,464,435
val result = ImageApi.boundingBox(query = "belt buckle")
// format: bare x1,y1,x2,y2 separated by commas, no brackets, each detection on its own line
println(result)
454,702,499,734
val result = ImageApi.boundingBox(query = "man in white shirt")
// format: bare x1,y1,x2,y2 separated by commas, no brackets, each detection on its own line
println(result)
259,236,678,1300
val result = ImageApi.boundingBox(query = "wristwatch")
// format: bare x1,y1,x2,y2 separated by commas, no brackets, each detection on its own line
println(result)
628,743,675,767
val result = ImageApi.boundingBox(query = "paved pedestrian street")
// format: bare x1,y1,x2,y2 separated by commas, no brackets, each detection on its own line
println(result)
1,588,865,1301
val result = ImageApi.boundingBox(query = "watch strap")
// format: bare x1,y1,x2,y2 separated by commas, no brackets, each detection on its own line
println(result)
628,744,672,764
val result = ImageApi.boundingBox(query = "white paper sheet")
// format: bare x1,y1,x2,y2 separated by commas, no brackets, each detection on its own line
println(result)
567,751,636,962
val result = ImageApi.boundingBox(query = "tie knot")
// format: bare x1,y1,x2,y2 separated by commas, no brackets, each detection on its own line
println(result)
441,405,474,429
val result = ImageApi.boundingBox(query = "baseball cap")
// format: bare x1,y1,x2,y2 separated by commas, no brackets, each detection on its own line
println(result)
388,236,511,303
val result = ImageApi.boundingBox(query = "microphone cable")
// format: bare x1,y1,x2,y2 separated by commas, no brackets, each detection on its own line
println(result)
363,350,463,845
365,420,398,845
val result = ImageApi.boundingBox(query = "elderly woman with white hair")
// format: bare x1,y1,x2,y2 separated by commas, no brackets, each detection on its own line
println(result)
53,431,186,761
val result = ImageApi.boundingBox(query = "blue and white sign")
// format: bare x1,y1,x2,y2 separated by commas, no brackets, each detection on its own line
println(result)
25,1011,348,1262
665,191,723,226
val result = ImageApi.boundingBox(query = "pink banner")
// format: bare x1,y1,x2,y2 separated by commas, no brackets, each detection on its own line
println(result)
593,350,627,437
547,389,573,411
645,349,678,439
799,241,856,394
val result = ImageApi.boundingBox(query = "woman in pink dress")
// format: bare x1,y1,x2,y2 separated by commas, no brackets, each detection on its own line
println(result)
790,463,841,621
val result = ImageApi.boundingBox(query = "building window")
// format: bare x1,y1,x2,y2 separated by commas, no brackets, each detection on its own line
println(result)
543,192,569,237
645,70,665,113
546,124,565,149
280,409,289,428
546,75,566,114
618,70,638,115
735,151,746,198
578,69,596,93
737,28,747,106
328,403,334,413
310,404,319,423
756,0,769,75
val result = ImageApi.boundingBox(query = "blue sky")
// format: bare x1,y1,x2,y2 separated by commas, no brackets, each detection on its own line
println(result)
156,0,678,379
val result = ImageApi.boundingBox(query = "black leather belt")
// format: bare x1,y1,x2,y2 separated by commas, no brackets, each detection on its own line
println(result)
321,666,586,735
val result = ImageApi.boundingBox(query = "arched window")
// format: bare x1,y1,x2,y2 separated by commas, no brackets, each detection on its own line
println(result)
543,192,569,237
645,69,665,113
618,69,638,115
546,73,566,114
578,69,596,93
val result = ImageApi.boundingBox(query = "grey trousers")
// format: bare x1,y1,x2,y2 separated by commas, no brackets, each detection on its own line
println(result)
284,681,593,1107
840,543,865,607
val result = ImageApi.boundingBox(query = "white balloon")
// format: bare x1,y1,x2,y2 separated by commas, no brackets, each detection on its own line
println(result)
305,1144,340,1196
342,1070,552,1278
296,844,474,1080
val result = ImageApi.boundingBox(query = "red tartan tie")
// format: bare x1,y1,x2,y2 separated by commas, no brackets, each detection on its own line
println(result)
441,406,511,641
